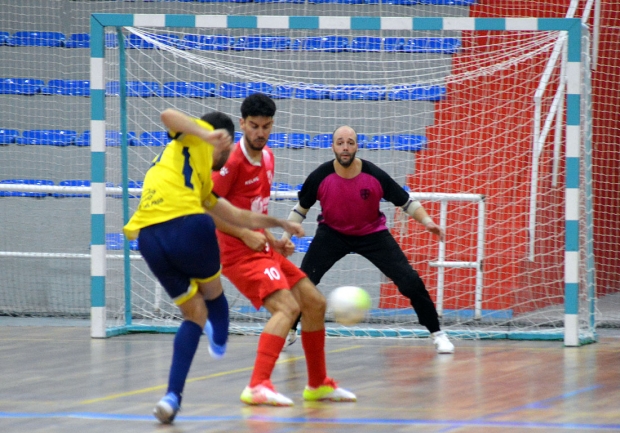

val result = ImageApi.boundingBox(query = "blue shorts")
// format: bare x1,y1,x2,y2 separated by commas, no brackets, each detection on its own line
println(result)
138,214,221,305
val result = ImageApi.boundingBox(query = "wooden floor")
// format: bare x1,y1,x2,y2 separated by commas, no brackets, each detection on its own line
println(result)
1,321,619,433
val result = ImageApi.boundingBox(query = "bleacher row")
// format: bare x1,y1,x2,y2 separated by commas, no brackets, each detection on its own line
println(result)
0,78,446,101
0,31,461,54
0,129,427,150
102,232,314,254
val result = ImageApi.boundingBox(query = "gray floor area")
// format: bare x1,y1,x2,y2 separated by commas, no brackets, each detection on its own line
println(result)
0,322,619,433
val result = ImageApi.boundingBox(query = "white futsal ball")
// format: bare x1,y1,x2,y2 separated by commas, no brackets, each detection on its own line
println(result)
328,286,372,326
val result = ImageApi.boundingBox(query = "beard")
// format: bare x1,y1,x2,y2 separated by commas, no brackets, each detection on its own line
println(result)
212,149,231,171
246,136,267,151
335,151,356,168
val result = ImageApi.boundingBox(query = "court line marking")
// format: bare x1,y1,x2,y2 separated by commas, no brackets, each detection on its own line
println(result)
0,411,619,430
79,345,364,404
436,384,605,433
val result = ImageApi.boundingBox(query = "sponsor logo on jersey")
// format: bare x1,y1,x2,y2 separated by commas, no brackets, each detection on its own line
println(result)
245,176,260,185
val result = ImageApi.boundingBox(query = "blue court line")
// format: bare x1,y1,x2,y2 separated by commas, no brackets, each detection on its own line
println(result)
436,384,605,433
1,411,618,430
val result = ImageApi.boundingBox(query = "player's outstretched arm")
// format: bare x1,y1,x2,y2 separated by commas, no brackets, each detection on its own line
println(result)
209,211,269,252
207,196,304,238
281,203,310,240
402,200,445,242
160,109,232,151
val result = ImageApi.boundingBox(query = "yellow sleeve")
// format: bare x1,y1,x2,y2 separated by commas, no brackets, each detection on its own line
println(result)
203,192,218,210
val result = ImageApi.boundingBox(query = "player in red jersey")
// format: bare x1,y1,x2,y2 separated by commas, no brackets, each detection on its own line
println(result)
211,93,356,406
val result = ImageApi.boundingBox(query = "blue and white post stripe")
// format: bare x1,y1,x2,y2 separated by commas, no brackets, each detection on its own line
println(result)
562,22,584,347
90,16,107,338
90,15,585,342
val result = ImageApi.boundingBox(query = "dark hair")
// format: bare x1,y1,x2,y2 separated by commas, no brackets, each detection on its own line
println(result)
240,93,276,119
201,111,235,140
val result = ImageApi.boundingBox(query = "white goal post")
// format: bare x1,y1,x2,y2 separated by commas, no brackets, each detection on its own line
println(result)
89,14,593,346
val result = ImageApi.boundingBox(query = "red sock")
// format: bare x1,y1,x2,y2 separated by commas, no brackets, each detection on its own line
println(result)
249,333,285,387
301,329,327,388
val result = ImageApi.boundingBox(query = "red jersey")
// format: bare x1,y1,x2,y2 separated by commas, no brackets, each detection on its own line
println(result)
211,138,275,259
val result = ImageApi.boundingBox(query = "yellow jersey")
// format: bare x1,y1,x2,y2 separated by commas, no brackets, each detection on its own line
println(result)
123,118,219,240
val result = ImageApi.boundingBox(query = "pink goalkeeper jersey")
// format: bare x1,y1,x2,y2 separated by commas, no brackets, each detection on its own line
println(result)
298,159,410,236
211,138,275,257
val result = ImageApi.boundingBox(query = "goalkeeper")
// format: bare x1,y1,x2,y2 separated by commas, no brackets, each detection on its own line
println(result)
284,125,454,354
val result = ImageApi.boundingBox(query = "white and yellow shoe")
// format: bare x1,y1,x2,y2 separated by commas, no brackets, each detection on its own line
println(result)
303,377,356,402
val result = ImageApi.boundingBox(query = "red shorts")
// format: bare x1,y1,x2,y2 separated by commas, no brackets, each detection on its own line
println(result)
221,249,306,310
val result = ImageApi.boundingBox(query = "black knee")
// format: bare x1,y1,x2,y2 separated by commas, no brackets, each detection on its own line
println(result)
394,270,428,300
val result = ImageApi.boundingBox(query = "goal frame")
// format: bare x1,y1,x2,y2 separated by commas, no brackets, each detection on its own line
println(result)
89,14,591,346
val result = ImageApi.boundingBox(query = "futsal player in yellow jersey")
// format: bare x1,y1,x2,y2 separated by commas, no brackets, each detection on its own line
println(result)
124,109,304,424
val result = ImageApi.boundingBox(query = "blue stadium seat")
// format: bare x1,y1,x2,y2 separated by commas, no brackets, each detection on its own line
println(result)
393,134,427,151
383,37,406,52
126,33,155,49
288,133,310,149
301,36,348,52
234,35,292,51
366,135,392,150
268,133,288,149
272,85,294,99
219,82,249,98
106,81,161,97
136,131,170,146
307,134,332,149
271,182,293,200
0,179,53,198
350,36,382,52
162,81,216,98
381,0,415,4
53,180,114,198
7,31,65,47
74,130,138,147
182,34,212,50
41,79,90,96
357,134,369,148
0,129,19,145
247,82,274,96
309,0,363,3
105,233,139,251
212,35,234,51
64,33,90,48
0,32,10,45
253,0,305,3
291,236,313,253
113,180,143,199
387,84,446,101
0,78,44,95
402,37,461,54
16,130,77,146
105,33,119,48
294,84,329,100
234,131,243,142
329,84,387,101
151,33,183,49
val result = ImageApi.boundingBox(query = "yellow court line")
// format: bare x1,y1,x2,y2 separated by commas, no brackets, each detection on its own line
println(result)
79,345,362,405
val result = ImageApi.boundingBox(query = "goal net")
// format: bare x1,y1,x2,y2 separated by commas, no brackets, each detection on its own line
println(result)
86,14,593,343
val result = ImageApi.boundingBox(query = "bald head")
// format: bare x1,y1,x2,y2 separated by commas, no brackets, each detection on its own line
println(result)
332,125,358,168
332,125,357,144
